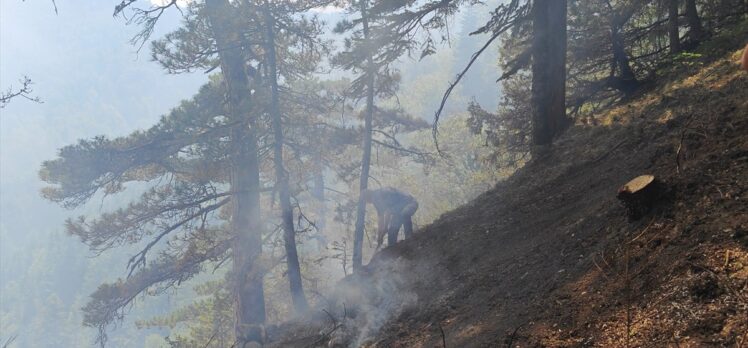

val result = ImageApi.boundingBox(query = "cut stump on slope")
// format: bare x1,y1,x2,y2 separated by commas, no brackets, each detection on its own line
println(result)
617,175,664,221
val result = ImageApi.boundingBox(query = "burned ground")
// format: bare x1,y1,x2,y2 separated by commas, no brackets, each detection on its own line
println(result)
269,44,748,348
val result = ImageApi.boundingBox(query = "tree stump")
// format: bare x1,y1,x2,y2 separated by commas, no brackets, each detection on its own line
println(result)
617,175,663,221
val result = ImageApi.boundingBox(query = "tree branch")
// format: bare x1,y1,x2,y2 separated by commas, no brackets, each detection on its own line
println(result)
126,197,230,277
1,76,41,108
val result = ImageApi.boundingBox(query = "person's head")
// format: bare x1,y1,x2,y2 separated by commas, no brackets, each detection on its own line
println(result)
742,43,748,71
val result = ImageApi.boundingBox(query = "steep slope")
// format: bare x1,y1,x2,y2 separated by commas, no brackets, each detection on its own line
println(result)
269,45,748,347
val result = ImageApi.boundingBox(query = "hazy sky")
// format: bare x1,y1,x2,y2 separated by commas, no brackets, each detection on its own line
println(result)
0,0,501,273
0,2,500,343
0,0,207,284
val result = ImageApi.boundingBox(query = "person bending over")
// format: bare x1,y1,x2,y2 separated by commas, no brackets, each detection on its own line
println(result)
362,187,419,249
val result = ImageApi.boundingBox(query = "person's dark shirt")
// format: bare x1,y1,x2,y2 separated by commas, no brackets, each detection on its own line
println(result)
368,187,416,213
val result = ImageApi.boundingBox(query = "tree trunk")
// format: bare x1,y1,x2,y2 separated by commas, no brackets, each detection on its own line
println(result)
531,0,568,147
205,0,266,344
262,3,309,315
609,4,640,95
611,29,636,81
312,158,327,250
685,0,705,44
668,0,682,54
717,0,732,26
352,0,375,273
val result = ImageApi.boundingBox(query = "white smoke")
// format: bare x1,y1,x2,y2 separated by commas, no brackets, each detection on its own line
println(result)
324,257,419,347
149,0,191,7
308,5,345,14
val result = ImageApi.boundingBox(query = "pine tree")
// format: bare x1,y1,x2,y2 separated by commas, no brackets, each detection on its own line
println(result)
39,79,243,346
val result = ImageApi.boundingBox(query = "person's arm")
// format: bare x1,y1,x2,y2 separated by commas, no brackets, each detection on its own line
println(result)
742,43,748,71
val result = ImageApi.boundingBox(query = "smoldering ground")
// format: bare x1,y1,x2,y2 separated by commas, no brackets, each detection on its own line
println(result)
265,255,432,348
326,258,419,347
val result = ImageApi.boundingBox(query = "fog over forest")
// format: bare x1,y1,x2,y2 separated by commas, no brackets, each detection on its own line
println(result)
2,1,747,347
1,1,502,346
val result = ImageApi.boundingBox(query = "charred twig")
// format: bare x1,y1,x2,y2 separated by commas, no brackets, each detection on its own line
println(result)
505,323,524,348
592,255,612,280
438,322,447,348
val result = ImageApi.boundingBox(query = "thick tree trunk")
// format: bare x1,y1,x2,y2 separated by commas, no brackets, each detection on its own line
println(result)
205,0,266,344
262,3,308,315
685,0,705,43
352,0,375,273
531,0,568,147
668,0,682,54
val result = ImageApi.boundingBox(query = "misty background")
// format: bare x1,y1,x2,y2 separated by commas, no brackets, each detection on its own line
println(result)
0,1,500,346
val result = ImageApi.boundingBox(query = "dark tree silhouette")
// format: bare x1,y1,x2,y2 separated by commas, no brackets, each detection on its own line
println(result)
531,0,568,146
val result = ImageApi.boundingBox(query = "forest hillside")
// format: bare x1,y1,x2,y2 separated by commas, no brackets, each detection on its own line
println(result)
3,2,748,348
269,36,748,348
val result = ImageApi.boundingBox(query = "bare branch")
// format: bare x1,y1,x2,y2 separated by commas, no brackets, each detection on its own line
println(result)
432,0,529,152
372,139,432,158
113,0,182,52
1,76,42,108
